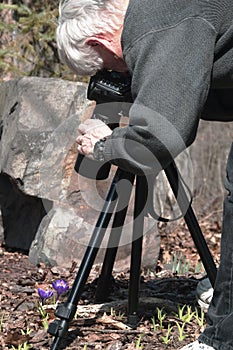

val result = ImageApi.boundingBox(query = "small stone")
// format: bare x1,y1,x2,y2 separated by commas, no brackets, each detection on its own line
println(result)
17,302,35,312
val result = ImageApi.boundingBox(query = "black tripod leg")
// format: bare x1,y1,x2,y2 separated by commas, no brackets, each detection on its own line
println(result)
48,168,125,350
165,162,217,287
95,172,135,302
128,176,148,326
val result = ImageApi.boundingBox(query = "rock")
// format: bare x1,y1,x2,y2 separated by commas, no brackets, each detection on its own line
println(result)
0,77,89,252
29,202,161,271
0,172,50,252
0,76,161,270
0,77,88,196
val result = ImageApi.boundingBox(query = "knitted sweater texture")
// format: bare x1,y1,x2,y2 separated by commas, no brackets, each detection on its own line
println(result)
103,0,233,174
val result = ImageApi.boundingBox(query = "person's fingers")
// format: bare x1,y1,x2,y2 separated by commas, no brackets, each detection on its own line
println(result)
76,135,83,144
77,144,84,154
77,135,94,154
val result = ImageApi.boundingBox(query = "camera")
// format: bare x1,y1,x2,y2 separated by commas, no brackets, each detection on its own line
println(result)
74,69,132,179
87,69,132,104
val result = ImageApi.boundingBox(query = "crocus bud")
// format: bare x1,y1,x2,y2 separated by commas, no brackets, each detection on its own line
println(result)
38,288,54,305
52,279,69,300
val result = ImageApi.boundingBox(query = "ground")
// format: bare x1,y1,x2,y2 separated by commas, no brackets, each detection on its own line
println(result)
0,215,221,350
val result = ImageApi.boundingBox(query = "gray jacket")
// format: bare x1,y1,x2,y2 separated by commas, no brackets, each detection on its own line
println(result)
103,0,233,174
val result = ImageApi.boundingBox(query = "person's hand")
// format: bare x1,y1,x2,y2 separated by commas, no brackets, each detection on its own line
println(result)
76,119,112,159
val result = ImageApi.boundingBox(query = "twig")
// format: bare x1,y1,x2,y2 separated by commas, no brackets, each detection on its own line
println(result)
199,209,222,224
80,327,152,334
75,296,180,318
13,298,26,311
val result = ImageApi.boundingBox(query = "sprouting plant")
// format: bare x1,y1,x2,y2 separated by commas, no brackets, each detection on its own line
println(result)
165,252,191,274
160,324,173,345
11,342,31,350
118,311,125,319
110,307,125,320
175,304,196,323
194,307,205,327
42,314,49,330
20,327,32,335
74,309,79,320
38,302,49,330
194,261,205,274
157,307,166,330
175,321,188,341
110,307,115,317
0,310,5,332
38,302,47,318
118,311,125,320
151,316,158,332
135,334,144,349
83,345,87,350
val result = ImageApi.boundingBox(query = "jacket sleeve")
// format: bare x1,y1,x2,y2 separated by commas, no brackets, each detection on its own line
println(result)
202,88,233,121
103,17,217,175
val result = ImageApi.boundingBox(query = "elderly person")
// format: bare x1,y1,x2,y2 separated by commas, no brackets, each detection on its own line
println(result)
56,1,233,349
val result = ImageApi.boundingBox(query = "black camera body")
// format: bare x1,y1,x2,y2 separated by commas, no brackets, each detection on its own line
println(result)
87,69,132,104
74,69,132,179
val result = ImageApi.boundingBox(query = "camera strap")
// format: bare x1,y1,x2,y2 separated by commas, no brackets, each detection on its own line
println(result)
146,174,193,223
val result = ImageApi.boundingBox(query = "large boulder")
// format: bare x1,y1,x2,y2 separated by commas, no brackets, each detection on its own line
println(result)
0,77,161,270
0,77,88,252
0,77,88,195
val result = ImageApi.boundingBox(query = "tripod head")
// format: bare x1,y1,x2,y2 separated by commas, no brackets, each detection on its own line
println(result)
74,69,132,179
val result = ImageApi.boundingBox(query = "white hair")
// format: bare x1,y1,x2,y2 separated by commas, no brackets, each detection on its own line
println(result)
56,0,126,76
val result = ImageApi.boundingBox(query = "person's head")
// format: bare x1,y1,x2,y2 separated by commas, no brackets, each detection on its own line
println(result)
56,0,129,76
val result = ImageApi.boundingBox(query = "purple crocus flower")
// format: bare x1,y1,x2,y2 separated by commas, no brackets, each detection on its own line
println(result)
38,288,54,305
52,279,69,300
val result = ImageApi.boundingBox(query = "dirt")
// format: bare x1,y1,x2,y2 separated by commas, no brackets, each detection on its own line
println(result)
0,214,221,350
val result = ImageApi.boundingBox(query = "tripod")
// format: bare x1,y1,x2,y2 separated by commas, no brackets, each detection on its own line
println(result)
48,160,217,350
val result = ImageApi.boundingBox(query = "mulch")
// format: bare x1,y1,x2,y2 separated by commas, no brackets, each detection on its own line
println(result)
0,214,221,350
